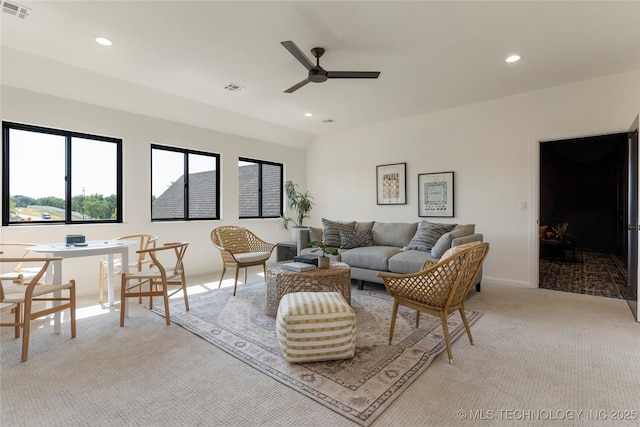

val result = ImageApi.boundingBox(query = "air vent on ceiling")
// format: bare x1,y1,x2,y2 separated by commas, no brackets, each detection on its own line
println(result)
2,1,30,19
322,119,336,124
223,83,245,93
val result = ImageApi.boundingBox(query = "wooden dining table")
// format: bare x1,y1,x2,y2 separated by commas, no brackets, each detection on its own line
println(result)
27,240,138,331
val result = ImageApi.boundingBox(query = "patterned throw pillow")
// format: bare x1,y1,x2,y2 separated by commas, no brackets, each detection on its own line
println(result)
322,218,356,248
405,221,455,252
217,228,249,253
339,230,374,249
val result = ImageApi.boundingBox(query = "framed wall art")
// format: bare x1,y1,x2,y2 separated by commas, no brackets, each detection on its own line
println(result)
376,163,406,205
418,171,454,217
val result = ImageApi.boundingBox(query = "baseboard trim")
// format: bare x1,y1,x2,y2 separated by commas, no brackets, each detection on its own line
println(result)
482,276,534,288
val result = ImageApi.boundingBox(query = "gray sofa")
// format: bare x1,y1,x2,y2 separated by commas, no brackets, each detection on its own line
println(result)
297,219,484,291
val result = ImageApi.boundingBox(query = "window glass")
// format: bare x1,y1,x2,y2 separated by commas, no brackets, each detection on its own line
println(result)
151,145,219,221
239,160,259,217
2,122,122,225
151,148,184,219
71,137,118,221
262,163,282,217
188,152,217,219
238,158,283,219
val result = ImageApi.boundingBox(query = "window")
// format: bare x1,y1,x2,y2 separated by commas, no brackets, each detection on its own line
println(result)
2,122,122,225
151,144,220,221
238,157,283,219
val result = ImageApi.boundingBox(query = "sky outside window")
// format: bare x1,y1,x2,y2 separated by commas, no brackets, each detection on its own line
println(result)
9,129,118,199
151,148,217,199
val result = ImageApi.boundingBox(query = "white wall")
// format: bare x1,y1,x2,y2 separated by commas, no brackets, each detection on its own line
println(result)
2,70,638,296
0,86,307,296
306,70,640,288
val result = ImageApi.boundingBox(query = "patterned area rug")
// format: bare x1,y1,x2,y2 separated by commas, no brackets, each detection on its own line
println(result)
539,250,627,299
152,283,481,426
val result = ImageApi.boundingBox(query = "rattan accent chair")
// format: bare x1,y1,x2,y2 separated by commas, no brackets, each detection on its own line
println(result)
120,242,189,327
377,242,490,365
0,257,76,362
210,226,276,296
98,234,158,304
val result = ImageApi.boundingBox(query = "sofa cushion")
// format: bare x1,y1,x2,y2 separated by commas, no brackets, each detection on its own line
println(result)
430,224,475,258
234,251,272,263
341,246,402,271
339,230,374,249
406,221,455,252
309,226,324,243
322,218,356,248
388,250,437,274
355,221,375,231
371,222,418,247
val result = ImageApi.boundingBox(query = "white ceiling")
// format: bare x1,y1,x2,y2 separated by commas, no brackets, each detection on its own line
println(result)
1,1,639,147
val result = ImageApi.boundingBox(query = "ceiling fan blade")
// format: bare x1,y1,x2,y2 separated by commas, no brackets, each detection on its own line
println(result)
327,71,381,79
281,41,315,71
284,78,311,93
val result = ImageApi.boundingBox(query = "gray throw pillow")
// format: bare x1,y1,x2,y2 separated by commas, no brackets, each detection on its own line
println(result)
372,222,418,247
406,221,455,252
355,221,375,232
309,226,324,243
339,230,374,249
322,218,356,248
430,224,475,258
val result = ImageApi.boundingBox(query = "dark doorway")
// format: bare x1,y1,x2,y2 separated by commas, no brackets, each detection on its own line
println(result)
627,115,639,321
539,133,628,299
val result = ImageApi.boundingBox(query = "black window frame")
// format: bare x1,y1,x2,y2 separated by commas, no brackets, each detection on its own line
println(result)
2,121,123,226
150,144,220,221
238,157,284,219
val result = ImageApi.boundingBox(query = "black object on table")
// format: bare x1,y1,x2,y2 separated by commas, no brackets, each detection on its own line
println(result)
540,238,577,262
276,242,297,262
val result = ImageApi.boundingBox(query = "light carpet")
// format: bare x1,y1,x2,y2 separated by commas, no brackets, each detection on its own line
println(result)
151,282,481,426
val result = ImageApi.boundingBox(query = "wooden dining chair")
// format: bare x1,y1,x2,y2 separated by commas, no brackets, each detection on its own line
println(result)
210,226,276,296
377,242,489,365
0,242,41,286
98,234,158,304
0,257,76,362
120,242,189,326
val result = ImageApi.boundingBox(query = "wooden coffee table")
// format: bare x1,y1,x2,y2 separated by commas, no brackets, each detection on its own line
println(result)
264,261,351,317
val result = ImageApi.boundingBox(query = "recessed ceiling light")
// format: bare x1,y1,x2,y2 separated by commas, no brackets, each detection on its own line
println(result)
95,37,112,46
505,54,521,63
304,113,313,117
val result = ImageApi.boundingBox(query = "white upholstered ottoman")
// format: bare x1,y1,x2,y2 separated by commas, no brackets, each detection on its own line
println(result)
276,291,356,363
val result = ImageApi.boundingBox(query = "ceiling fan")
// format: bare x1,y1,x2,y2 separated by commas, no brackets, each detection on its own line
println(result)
281,40,380,93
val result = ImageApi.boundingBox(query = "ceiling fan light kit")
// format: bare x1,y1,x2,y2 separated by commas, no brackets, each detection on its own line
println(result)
281,40,380,93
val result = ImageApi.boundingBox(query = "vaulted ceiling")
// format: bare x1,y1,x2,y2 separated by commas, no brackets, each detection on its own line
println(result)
2,1,639,147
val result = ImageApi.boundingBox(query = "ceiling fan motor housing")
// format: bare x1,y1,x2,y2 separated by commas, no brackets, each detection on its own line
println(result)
309,68,328,83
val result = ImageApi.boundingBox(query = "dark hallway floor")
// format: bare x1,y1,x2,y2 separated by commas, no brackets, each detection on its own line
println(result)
539,250,627,299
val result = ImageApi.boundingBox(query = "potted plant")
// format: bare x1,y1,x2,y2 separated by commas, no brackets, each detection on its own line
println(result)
552,222,574,241
308,240,339,269
279,180,314,242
